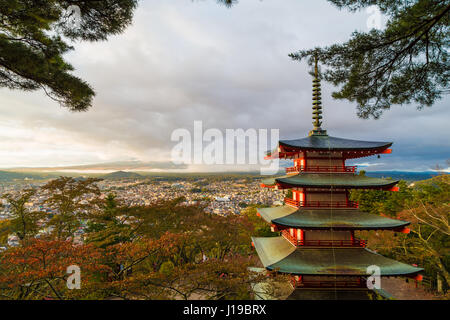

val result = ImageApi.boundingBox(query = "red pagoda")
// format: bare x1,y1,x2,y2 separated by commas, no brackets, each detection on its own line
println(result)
252,58,423,300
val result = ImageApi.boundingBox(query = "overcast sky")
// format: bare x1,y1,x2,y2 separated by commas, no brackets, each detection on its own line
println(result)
0,0,448,172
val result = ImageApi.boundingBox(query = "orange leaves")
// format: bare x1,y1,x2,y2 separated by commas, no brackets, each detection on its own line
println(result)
0,239,110,298
106,232,189,268
0,187,278,299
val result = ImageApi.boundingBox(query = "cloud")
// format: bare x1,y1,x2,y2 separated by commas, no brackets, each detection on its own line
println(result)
0,0,448,170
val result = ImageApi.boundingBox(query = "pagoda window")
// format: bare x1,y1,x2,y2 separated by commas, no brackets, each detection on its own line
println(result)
300,276,365,288
306,158,343,168
304,230,351,241
308,192,347,203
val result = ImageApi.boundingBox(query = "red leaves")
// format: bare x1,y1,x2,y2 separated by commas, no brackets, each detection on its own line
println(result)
0,239,110,297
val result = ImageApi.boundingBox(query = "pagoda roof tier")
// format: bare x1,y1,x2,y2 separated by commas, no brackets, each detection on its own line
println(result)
261,173,398,189
257,206,410,230
252,236,423,276
279,135,392,152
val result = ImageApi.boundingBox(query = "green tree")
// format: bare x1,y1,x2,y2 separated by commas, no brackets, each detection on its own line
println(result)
41,177,102,240
290,0,449,119
359,175,449,294
0,0,138,111
285,189,293,199
241,205,278,238
399,202,449,291
0,189,45,243
85,193,135,248
86,193,120,234
351,180,412,216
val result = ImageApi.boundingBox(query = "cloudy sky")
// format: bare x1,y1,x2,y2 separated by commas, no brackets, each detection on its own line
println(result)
0,0,449,172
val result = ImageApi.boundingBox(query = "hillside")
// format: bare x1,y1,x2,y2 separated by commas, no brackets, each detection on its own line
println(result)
0,171,54,181
412,173,449,187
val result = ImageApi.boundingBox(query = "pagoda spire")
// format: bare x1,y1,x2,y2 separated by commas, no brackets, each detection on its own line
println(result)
309,55,327,136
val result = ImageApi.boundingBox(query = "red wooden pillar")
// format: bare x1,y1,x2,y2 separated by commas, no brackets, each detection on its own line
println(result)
298,229,304,245
304,151,308,171
303,189,307,207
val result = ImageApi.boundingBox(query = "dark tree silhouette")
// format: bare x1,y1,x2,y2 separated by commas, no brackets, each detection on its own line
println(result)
290,0,450,119
0,0,138,111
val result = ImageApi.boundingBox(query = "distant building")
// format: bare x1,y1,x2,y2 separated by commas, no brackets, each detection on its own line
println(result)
215,196,230,202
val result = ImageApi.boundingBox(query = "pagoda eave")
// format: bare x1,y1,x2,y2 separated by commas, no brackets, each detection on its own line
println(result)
278,135,392,153
275,181,399,190
268,148,391,160
273,223,410,232
257,207,411,231
252,236,423,277
261,176,399,190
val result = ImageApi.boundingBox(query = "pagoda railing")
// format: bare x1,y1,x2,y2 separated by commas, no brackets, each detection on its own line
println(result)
285,165,357,174
284,198,299,207
284,198,359,209
291,277,366,289
281,230,366,248
282,229,297,246
298,239,367,248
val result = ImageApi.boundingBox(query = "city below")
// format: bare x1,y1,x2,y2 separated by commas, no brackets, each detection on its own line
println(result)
0,171,285,248
0,168,441,250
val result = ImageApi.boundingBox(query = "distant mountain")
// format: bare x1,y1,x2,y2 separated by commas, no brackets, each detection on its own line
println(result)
101,171,144,180
2,160,188,172
0,164,445,183
0,170,54,181
364,171,441,181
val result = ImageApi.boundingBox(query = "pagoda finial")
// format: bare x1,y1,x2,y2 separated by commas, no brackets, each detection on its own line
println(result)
309,54,327,136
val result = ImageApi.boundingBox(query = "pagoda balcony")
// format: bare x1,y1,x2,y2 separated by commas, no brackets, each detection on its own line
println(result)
281,230,367,248
284,198,359,209
285,165,357,174
291,277,366,289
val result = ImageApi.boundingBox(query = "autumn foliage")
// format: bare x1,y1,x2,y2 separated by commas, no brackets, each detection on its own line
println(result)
0,177,273,300
0,239,109,299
